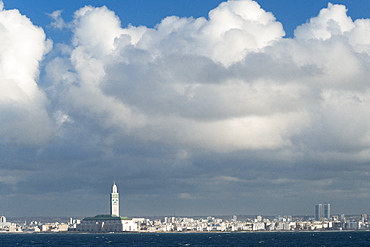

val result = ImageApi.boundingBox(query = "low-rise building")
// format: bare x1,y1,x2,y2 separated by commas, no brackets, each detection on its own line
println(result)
76,215,137,232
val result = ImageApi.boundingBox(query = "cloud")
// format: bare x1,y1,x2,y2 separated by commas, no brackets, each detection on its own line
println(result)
135,0,284,66
46,0,304,154
0,2,53,145
42,0,370,160
48,10,67,30
43,1,370,213
178,193,197,200
4,0,370,216
294,3,354,40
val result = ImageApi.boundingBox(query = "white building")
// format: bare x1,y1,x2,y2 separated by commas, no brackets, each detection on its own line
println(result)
0,216,6,223
76,215,137,232
76,182,137,232
110,181,119,217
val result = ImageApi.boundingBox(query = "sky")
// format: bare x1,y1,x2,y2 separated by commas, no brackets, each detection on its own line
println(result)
2,0,370,218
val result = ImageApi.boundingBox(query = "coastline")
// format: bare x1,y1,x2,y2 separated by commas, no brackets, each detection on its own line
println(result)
2,229,370,234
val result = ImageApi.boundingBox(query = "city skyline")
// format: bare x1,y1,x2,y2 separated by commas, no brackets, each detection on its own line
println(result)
2,0,370,217
0,183,367,234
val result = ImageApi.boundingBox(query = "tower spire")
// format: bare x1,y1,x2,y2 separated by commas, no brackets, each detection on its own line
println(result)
112,181,118,193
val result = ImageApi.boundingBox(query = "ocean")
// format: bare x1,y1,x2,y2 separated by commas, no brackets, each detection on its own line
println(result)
1,231,370,246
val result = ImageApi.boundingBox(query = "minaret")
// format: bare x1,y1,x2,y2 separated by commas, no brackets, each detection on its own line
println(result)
110,181,119,217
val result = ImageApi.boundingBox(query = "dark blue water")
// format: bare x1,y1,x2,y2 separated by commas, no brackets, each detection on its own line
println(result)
1,231,370,246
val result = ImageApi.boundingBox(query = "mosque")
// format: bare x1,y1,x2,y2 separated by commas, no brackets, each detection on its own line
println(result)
76,182,137,232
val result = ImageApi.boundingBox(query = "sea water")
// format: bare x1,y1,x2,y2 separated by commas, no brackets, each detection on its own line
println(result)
1,231,370,246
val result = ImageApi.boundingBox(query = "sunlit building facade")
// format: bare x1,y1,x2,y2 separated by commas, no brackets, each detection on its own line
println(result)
76,182,137,232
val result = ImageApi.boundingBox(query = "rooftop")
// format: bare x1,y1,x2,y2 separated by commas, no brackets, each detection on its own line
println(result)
83,215,131,221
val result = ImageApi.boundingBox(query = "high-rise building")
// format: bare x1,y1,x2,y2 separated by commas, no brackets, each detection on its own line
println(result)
110,181,119,217
323,203,330,219
315,204,323,221
315,203,330,220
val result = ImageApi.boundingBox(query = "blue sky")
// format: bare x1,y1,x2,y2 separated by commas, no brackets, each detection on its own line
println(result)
2,0,370,218
5,0,370,38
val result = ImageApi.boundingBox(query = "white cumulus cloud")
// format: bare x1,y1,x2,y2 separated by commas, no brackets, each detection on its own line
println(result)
0,2,53,145
4,0,370,216
44,0,370,160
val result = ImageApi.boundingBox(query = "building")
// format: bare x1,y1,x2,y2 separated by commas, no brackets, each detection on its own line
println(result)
0,216,17,232
110,181,119,217
323,203,331,219
315,203,331,220
315,204,322,221
76,215,137,232
76,182,137,232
